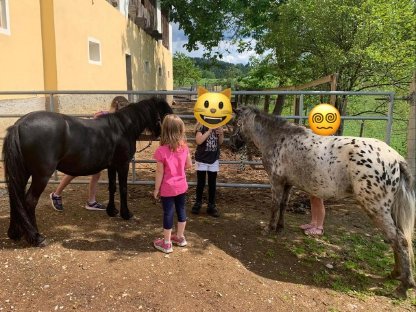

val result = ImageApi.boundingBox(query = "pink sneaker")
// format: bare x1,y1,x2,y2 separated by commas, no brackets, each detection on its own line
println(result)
171,234,187,247
153,238,173,253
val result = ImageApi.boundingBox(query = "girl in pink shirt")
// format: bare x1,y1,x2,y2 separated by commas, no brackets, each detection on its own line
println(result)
153,114,192,253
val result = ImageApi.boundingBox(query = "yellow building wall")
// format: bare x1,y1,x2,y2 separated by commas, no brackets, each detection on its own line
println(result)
0,0,44,93
0,0,173,114
52,0,173,91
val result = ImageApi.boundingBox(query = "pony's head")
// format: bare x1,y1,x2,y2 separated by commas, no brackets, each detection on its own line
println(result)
229,106,251,151
149,98,173,138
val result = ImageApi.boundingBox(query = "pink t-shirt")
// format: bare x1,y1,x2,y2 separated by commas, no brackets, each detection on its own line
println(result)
153,144,189,197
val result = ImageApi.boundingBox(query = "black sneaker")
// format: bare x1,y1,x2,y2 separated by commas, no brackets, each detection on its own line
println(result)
207,204,220,218
191,202,201,214
50,192,63,212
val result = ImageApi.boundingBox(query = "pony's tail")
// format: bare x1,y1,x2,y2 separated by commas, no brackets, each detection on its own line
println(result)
391,161,415,269
2,125,28,231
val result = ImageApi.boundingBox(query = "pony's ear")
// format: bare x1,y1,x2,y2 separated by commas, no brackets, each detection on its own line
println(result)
198,86,208,96
221,88,231,99
232,107,242,115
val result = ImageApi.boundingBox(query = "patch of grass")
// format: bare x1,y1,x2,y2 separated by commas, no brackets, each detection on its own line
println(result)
324,232,398,296
265,249,275,258
343,260,358,271
336,233,393,275
383,279,397,290
312,270,329,285
290,245,307,258
287,230,401,297
288,237,327,259
303,237,326,256
331,276,356,293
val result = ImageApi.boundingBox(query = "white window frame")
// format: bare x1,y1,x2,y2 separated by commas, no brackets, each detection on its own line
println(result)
0,0,11,36
88,37,102,65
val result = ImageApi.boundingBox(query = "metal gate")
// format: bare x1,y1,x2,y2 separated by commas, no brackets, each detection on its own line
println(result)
0,89,395,188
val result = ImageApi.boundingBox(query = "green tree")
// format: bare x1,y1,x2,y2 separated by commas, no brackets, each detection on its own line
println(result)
162,0,274,56
237,56,280,89
201,70,216,80
164,0,415,93
173,52,201,87
260,0,416,93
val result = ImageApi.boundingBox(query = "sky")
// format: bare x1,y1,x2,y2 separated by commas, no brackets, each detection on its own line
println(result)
171,23,257,65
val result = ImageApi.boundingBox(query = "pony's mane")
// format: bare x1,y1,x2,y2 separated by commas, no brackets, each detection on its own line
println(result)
105,97,168,136
246,106,307,136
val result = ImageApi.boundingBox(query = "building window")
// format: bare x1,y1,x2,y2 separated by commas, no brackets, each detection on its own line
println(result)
144,60,150,74
158,66,162,77
0,0,10,35
88,38,101,65
108,0,119,9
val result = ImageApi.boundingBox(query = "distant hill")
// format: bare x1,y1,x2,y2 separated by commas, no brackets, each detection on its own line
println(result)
192,57,250,79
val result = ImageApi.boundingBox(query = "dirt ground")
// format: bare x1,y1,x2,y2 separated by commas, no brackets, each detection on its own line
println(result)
0,182,415,311
0,100,415,311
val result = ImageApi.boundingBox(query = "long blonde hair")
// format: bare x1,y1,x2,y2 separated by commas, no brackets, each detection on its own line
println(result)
160,114,186,151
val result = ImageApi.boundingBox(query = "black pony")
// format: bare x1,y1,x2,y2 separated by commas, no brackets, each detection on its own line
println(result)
3,97,173,247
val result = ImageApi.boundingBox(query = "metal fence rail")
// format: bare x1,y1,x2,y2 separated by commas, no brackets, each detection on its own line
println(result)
0,89,395,188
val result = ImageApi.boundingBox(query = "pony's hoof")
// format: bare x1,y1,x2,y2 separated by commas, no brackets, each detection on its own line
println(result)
28,234,47,247
121,211,134,220
35,234,47,247
36,237,47,248
275,225,284,233
7,227,22,241
389,269,401,280
261,227,271,236
106,207,119,217
394,285,408,299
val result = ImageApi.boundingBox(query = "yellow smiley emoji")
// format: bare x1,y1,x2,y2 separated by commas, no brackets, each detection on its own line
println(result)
194,87,233,129
308,103,341,136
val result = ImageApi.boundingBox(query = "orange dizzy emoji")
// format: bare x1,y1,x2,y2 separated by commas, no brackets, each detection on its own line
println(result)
308,103,340,136
194,87,233,129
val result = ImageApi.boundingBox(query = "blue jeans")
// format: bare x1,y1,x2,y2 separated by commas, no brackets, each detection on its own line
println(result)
161,193,187,230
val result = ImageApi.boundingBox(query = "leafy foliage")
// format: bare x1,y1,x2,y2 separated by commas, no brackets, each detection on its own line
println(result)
173,52,201,87
260,0,416,91
236,56,280,89
193,57,249,79
161,0,274,56
165,0,416,92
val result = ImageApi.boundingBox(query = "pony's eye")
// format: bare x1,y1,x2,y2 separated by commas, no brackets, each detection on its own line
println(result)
219,102,224,109
204,100,209,108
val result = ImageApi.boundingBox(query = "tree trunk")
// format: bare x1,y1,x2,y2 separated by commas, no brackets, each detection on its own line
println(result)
335,95,348,136
294,96,300,124
263,95,270,113
406,72,416,189
272,95,286,115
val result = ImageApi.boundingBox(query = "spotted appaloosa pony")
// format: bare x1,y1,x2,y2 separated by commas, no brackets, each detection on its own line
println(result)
229,106,415,297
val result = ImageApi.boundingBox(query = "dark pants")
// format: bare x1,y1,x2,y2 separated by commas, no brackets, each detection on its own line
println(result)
195,171,217,205
161,193,187,230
